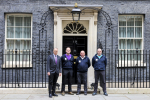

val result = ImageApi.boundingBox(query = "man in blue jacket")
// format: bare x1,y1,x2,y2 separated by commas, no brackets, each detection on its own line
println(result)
76,50,91,95
61,47,74,96
92,48,108,96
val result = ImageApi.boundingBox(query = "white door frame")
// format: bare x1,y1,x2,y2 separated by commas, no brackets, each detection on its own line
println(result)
53,12,98,87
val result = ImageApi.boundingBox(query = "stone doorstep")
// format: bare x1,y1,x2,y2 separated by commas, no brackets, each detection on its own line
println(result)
1,88,150,94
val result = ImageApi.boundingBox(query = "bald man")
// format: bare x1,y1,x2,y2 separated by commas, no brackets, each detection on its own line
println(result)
47,48,62,98
92,48,108,96
76,50,91,95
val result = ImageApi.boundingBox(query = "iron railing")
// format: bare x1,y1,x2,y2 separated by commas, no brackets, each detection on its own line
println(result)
0,49,150,88
104,49,150,88
0,49,48,88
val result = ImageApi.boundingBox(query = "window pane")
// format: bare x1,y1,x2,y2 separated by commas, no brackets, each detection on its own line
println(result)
21,51,30,61
20,40,31,50
7,27,14,38
26,40,31,50
135,16,142,26
15,16,23,26
119,27,126,37
7,15,14,26
16,51,29,61
23,27,31,38
24,17,31,26
127,39,133,49
132,50,141,61
127,16,134,26
15,40,21,49
119,39,126,49
15,27,23,38
126,50,132,60
129,50,134,60
119,50,126,60
7,40,14,50
135,27,142,37
6,51,13,61
22,40,31,50
134,39,142,49
119,16,126,26
127,27,134,37
127,50,141,61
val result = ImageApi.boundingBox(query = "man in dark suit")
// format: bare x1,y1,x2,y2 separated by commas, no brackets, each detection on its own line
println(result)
47,48,62,98
92,48,108,96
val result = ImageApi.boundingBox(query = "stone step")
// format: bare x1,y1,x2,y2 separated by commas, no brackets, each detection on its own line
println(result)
55,88,97,93
57,85,97,92
1,88,150,94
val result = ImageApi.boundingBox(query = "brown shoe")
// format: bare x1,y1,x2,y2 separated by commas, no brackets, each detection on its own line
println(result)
68,92,74,95
62,91,65,96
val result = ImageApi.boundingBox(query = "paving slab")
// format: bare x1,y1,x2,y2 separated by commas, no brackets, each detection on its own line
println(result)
1,93,150,100
103,96,130,100
0,94,6,99
28,94,51,100
2,94,30,99
124,94,150,100
0,98,28,100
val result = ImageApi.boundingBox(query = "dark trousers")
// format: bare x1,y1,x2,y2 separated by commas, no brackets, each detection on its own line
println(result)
77,72,87,93
48,72,59,94
61,69,73,92
94,70,106,93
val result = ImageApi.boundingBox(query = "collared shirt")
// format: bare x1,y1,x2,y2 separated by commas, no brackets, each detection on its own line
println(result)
80,56,85,60
53,54,57,58
97,54,103,59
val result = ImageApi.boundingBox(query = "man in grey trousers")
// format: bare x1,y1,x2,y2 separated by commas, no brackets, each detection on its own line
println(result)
92,48,108,96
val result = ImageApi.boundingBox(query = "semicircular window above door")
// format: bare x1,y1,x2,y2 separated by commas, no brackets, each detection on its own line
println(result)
63,22,87,34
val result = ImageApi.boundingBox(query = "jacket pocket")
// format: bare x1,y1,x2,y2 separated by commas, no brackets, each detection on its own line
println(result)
94,66,99,70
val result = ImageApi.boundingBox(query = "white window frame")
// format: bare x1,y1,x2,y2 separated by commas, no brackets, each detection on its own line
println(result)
3,14,33,68
118,15,144,67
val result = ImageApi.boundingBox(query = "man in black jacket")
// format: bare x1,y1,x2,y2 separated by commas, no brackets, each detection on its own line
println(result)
76,50,91,95
47,48,62,98
61,47,74,96
92,48,108,96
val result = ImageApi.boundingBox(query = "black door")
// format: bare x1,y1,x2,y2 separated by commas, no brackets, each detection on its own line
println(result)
63,36,87,84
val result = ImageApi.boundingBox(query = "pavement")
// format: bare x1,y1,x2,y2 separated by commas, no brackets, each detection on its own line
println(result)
0,93,150,100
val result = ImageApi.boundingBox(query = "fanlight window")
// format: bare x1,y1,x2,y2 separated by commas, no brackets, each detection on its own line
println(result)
63,22,87,34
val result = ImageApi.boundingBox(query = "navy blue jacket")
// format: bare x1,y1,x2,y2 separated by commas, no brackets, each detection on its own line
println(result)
76,56,91,72
61,54,74,69
92,54,107,71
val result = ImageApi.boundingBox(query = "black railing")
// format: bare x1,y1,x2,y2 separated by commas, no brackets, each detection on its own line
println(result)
0,49,150,88
0,49,48,88
104,49,150,88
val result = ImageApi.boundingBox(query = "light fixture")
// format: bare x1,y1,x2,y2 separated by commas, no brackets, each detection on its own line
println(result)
71,3,81,22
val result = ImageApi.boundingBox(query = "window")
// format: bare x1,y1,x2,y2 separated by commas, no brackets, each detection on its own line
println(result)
63,22,87,34
118,15,143,61
4,14,32,67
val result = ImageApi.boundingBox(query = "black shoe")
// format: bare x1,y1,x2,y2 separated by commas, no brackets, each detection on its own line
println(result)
104,92,108,96
52,93,58,96
84,92,87,95
92,92,97,96
49,94,52,98
76,92,80,95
